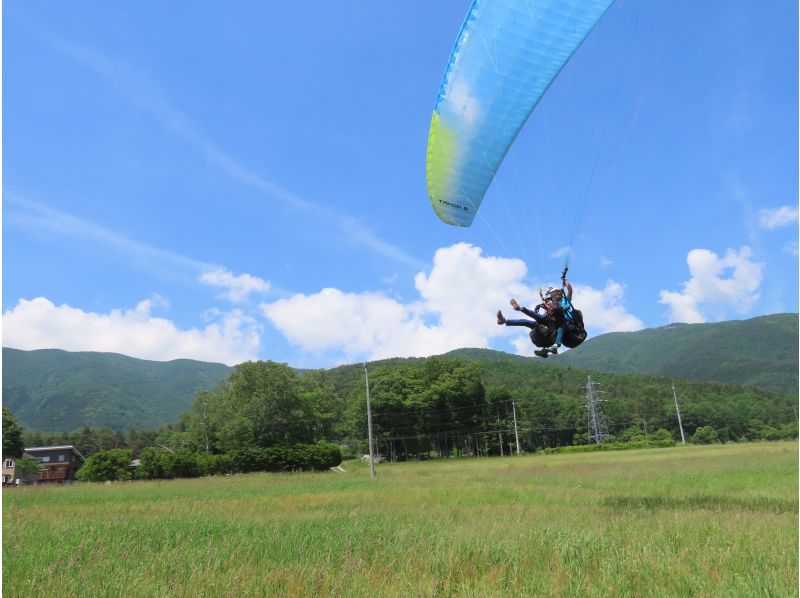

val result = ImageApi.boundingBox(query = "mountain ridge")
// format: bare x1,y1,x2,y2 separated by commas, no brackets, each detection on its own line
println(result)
2,348,232,432
546,313,797,395
3,313,796,432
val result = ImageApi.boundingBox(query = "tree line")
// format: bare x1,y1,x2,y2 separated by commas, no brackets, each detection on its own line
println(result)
5,356,798,476
74,443,342,482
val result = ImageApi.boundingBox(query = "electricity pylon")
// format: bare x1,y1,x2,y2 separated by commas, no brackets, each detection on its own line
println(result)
586,376,609,444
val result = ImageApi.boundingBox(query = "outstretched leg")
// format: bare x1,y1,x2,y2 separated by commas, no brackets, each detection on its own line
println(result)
498,308,538,329
510,299,547,322
503,318,537,329
521,306,544,321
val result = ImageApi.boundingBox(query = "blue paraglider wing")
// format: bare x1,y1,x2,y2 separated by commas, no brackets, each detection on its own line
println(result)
427,0,614,226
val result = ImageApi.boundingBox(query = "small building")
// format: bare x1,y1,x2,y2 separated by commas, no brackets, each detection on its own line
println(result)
3,456,42,486
2,457,18,485
21,446,86,484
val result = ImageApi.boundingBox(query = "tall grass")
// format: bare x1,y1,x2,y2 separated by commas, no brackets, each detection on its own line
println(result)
4,442,797,597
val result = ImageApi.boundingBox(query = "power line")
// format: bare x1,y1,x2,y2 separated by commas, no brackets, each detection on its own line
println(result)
371,398,518,418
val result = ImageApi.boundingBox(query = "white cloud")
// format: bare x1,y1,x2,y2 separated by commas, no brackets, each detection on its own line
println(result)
199,268,270,303
550,246,570,259
511,336,539,357
413,243,529,335
3,246,644,366
758,205,799,229
262,288,424,361
783,241,799,256
261,243,643,362
659,246,764,324
2,297,260,365
600,257,613,268
262,244,527,361
658,290,705,324
573,281,644,333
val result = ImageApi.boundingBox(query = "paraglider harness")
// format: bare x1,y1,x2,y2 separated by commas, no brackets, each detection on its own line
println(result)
528,267,587,349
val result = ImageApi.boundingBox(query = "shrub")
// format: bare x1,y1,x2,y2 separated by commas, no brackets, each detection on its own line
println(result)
197,453,233,476
649,428,674,442
132,442,342,480
619,427,646,443
136,448,164,479
778,422,798,440
15,457,43,481
76,449,133,482
691,426,718,445
170,449,201,478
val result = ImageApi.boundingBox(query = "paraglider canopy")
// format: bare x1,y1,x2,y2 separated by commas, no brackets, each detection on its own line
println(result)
426,0,615,227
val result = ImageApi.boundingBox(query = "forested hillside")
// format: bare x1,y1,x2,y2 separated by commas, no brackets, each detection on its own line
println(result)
2,348,231,431
3,313,796,437
315,354,795,451
21,355,796,462
547,313,798,395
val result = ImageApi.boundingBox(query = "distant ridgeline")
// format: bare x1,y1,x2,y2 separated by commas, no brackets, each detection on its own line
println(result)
542,313,798,396
2,313,797,440
2,348,232,432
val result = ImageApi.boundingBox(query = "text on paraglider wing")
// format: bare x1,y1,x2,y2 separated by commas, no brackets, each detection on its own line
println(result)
439,200,470,212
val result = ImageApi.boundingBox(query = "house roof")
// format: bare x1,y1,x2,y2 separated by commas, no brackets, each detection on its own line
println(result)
24,446,86,461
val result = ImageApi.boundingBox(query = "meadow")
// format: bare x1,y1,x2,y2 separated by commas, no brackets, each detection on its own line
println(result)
3,442,797,597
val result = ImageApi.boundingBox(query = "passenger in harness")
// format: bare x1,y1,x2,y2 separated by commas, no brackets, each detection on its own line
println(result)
538,276,574,357
496,267,586,358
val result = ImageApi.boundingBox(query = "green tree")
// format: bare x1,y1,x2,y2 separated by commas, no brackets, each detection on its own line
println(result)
185,391,217,453
70,427,100,457
135,447,171,479
2,408,25,458
691,426,718,445
169,449,201,478
22,430,44,448
778,422,798,440
619,426,646,443
15,457,43,481
126,429,160,457
187,361,311,452
298,370,344,442
75,449,133,482
93,427,126,450
649,428,674,442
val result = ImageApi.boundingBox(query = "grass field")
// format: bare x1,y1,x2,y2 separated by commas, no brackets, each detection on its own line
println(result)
3,442,797,597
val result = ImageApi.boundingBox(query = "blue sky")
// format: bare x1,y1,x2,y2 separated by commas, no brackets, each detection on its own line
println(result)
4,0,798,367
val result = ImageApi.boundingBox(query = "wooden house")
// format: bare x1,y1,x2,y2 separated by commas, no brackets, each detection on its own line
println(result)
21,446,85,484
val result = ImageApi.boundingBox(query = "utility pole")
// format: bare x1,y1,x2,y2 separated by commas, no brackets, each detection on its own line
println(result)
512,400,521,454
497,410,503,457
364,363,376,479
642,417,648,441
672,382,686,444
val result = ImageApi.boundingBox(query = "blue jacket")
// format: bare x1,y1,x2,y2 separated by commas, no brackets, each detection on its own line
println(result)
556,288,574,324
